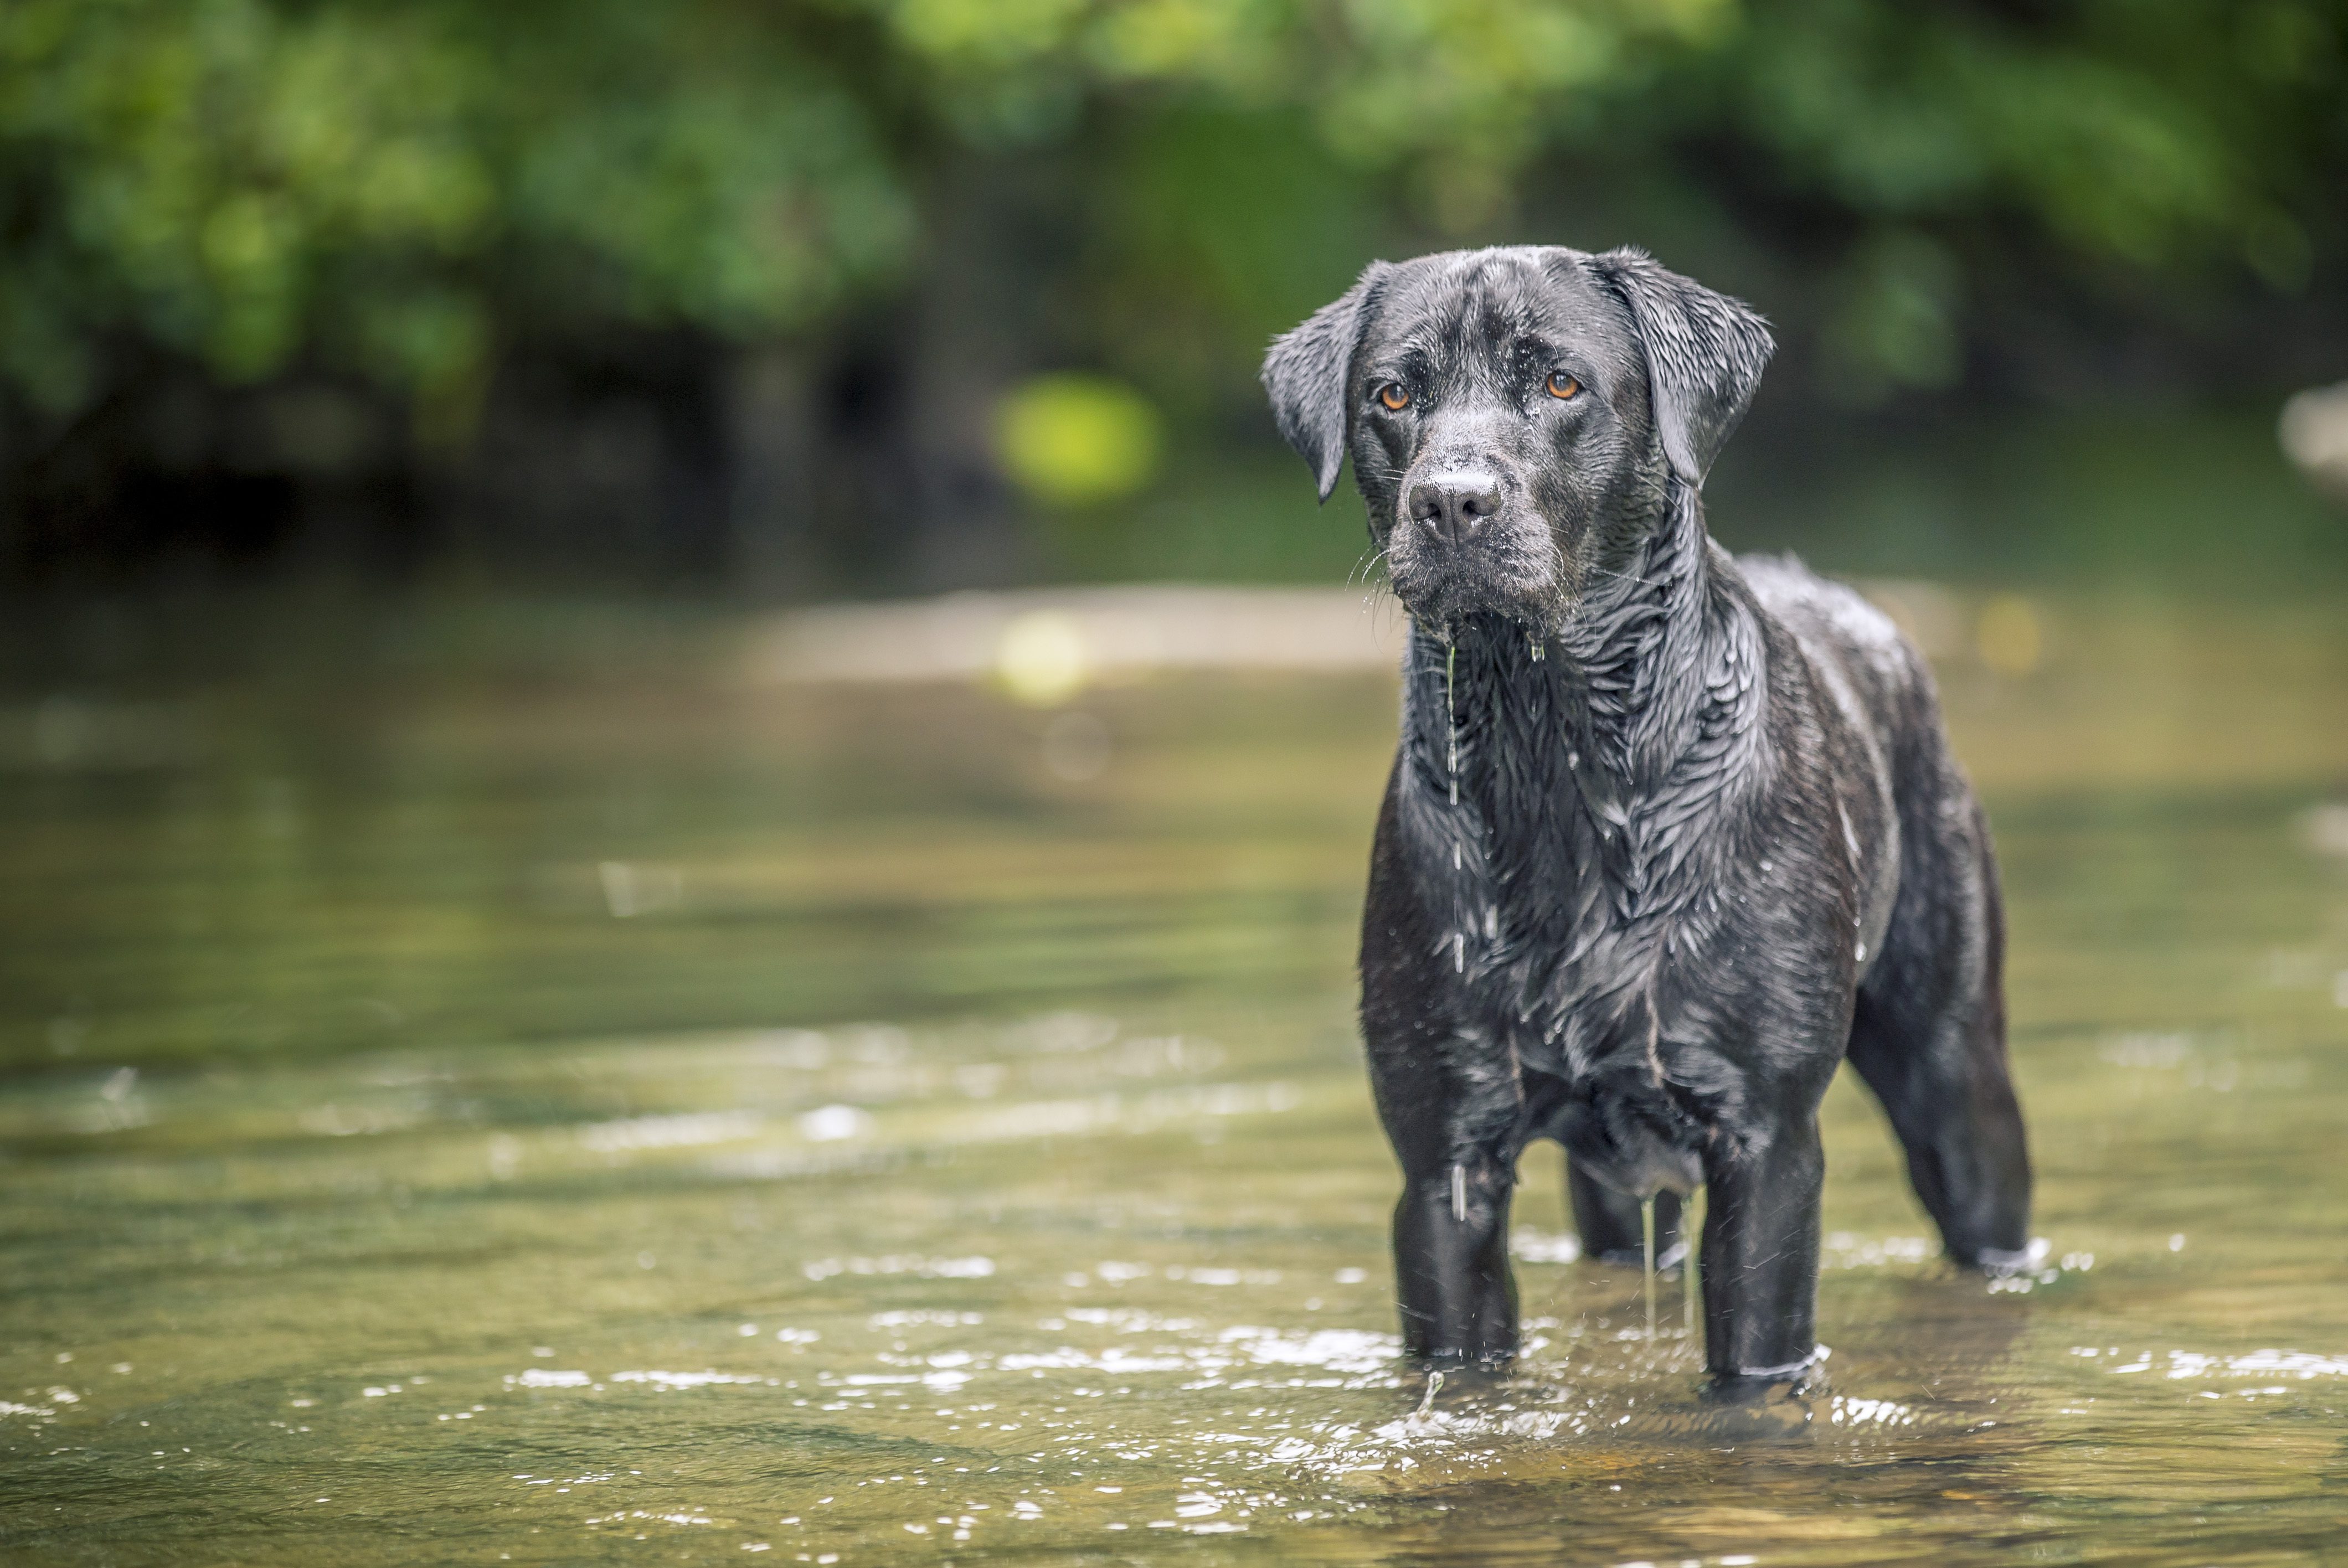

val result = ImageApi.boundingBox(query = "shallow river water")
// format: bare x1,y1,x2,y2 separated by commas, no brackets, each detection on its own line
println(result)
4,594,2347,1565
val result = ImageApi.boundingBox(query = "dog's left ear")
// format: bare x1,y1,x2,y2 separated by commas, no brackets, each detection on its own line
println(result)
1261,264,1384,503
1591,247,1774,488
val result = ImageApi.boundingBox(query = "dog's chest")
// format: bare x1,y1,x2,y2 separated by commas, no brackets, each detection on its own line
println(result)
1398,626,1775,1084
1433,803,1713,1191
1412,748,1672,1065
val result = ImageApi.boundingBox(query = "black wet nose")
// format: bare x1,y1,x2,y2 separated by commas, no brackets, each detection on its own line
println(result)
1408,472,1502,543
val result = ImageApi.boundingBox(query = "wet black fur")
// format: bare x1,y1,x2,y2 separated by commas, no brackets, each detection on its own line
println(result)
1263,246,2032,1381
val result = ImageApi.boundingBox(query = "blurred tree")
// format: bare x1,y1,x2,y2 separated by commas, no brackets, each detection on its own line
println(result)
0,0,910,427
2,0,2343,589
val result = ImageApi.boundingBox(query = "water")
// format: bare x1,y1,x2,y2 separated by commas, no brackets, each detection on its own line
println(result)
4,593,2347,1564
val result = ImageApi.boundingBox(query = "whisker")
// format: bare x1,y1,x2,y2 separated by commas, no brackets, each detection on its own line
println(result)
1347,544,1395,589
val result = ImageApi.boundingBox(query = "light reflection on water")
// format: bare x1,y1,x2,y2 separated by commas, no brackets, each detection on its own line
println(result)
3,596,2347,1564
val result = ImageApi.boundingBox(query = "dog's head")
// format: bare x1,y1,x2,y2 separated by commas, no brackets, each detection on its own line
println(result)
1263,246,1772,626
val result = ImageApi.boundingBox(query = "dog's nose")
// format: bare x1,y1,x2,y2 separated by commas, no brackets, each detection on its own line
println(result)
1408,472,1502,543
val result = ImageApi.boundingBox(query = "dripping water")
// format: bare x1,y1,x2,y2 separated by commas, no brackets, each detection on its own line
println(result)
1684,1184,1704,1336
1641,1194,1658,1339
1444,639,1459,805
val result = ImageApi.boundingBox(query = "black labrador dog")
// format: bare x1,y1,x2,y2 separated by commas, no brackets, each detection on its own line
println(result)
1261,245,2033,1382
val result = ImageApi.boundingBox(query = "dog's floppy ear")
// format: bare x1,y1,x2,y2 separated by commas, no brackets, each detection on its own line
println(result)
1261,265,1384,502
1592,247,1774,488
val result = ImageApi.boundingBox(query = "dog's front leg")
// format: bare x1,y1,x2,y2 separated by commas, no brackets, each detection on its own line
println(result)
1363,966,1523,1363
1392,1138,1518,1364
1361,773,1523,1362
1698,1111,1825,1383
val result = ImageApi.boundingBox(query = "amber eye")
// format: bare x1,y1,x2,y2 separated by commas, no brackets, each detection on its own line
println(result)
1376,383,1410,412
1546,372,1581,400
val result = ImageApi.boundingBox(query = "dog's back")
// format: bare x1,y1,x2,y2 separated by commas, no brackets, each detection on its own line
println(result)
1737,551,1944,927
1734,553,1932,779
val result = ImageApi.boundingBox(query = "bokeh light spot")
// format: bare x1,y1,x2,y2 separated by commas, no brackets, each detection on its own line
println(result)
995,610,1089,705
995,374,1163,507
1976,594,2045,677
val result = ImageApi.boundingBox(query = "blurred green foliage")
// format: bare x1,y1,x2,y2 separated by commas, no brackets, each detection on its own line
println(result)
9,1,2341,406
2,0,2342,586
1,0,912,430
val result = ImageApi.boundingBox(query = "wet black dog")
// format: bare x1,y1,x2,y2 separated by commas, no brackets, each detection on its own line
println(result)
1262,246,2033,1382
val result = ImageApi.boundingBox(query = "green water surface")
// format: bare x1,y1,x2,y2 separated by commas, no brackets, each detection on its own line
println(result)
4,595,2347,1565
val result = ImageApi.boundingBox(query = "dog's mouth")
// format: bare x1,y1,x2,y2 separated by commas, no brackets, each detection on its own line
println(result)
1383,504,1569,624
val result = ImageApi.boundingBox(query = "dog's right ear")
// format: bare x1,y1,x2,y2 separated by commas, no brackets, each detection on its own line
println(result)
1261,265,1383,503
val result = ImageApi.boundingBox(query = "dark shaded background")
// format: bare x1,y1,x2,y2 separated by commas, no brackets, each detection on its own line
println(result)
3,0,2345,612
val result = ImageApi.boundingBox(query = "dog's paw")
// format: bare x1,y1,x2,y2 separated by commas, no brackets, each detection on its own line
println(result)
1703,1343,1830,1400
1969,1238,2050,1277
1403,1347,1517,1380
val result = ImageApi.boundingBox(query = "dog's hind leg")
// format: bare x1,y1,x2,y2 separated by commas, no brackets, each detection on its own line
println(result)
1567,1165,1683,1268
1846,793,2032,1268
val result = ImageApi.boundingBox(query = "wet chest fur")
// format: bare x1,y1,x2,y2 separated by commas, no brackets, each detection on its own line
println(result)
1384,600,1824,1192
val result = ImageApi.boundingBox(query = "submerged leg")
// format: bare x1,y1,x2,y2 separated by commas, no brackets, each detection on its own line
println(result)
1393,1151,1518,1363
1700,1116,1825,1381
1848,802,2032,1267
1358,773,1533,1363
1568,1163,1683,1266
